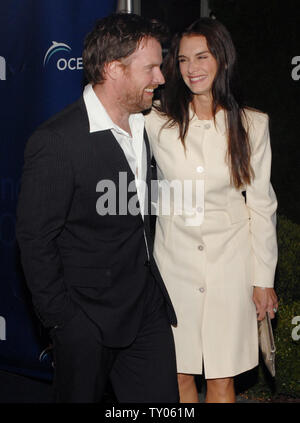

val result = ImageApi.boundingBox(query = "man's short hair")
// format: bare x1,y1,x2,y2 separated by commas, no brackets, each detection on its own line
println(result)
83,13,168,84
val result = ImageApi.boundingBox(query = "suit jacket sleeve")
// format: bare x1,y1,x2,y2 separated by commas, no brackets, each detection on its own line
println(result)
16,127,79,327
246,114,278,288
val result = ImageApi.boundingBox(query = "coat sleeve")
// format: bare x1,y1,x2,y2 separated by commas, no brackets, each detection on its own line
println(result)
246,113,278,288
16,127,80,328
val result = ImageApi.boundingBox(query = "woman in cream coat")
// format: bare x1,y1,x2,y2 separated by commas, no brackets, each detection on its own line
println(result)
145,18,278,403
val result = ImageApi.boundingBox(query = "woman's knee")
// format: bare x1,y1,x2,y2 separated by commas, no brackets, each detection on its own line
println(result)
206,377,234,394
177,373,195,388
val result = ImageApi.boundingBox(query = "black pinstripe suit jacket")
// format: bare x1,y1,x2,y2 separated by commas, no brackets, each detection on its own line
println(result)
16,97,176,348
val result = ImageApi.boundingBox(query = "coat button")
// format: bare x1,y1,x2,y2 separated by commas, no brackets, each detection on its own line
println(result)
199,287,205,293
196,206,203,213
198,245,204,251
144,260,150,267
196,166,204,173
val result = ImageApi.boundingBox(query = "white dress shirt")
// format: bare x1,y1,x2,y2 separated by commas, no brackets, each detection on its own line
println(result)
83,83,147,218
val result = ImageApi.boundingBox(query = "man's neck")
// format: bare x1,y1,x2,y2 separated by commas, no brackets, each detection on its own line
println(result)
92,84,132,135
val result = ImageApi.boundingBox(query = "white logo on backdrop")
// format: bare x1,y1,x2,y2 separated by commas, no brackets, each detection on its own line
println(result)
0,316,6,340
43,41,83,71
291,56,300,80
0,56,6,80
291,316,300,341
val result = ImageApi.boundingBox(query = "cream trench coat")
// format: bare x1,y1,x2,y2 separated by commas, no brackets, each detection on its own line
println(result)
145,107,278,378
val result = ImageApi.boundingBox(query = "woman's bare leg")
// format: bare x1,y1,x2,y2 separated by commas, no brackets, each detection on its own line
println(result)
177,373,199,403
205,377,235,403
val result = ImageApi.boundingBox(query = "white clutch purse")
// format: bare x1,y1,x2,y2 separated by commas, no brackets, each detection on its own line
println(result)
258,312,276,377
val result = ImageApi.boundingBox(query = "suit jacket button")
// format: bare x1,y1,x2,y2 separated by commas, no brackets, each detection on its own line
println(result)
144,260,150,267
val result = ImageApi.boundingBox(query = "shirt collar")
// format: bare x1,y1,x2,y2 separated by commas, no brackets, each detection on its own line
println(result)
83,83,144,135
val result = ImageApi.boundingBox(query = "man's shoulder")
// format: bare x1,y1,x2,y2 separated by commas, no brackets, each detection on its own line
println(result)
24,97,90,155
37,96,88,136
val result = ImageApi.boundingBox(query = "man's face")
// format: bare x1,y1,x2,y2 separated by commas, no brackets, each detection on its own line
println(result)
118,37,165,113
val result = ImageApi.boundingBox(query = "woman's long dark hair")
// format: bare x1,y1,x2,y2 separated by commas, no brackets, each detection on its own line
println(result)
157,18,253,189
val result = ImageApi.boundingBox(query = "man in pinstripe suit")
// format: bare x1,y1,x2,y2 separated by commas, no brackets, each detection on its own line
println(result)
16,13,178,403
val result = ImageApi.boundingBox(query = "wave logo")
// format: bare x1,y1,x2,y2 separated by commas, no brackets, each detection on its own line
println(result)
0,56,6,80
43,41,71,66
43,41,83,71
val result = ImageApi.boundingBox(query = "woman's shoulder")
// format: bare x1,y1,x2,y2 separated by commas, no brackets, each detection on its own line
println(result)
242,107,269,129
144,101,169,124
144,101,171,138
242,108,271,152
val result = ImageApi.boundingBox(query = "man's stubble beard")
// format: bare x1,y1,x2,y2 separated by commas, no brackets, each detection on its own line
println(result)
121,87,152,114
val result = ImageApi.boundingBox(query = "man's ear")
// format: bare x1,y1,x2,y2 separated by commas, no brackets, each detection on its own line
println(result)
105,60,124,80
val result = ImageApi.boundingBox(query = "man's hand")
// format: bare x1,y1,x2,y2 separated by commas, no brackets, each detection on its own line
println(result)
252,287,278,321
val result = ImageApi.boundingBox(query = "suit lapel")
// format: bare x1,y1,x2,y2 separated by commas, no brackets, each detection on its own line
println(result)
79,95,136,180
95,130,137,181
143,129,152,230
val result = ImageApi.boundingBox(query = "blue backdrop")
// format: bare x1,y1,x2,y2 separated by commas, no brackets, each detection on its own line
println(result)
0,0,116,380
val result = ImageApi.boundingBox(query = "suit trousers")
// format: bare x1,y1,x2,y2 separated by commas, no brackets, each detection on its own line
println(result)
50,271,179,403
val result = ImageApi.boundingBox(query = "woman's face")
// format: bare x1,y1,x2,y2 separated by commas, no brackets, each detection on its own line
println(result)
178,35,218,97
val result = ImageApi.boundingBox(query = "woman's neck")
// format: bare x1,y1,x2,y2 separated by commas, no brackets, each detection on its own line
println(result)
192,94,214,120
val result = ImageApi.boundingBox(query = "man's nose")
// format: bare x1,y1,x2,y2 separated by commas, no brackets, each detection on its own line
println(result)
154,67,165,85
